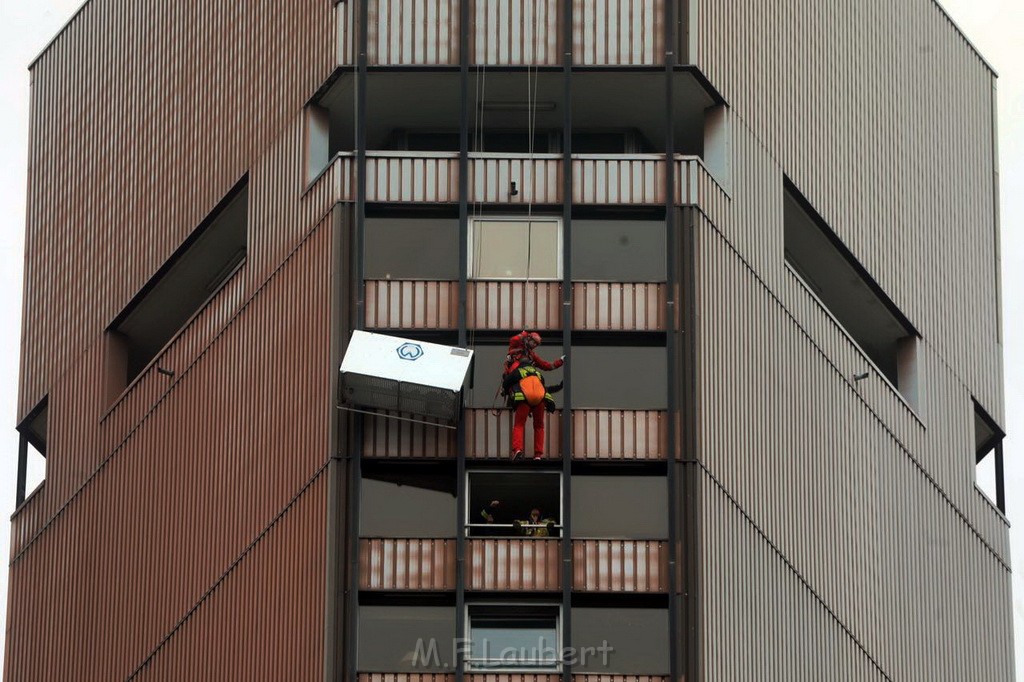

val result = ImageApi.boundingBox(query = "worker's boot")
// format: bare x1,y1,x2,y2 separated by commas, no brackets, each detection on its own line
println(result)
511,449,524,461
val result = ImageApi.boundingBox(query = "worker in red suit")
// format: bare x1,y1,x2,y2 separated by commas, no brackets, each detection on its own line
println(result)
501,331,565,461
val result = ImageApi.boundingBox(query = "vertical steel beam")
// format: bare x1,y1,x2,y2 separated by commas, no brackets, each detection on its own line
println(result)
344,3,369,681
995,441,1006,513
663,3,684,681
456,0,471,679
15,434,27,508
560,1,574,680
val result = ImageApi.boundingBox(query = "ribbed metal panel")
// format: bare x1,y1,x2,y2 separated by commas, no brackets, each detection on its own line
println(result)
571,410,667,460
572,0,665,65
367,0,459,65
362,412,459,458
18,0,337,420
571,282,667,331
465,408,563,460
365,280,460,329
469,155,563,204
468,675,559,682
572,156,665,205
572,540,668,593
470,0,561,65
693,216,1013,678
467,538,562,591
367,153,460,203
360,674,455,682
129,475,327,681
6,221,335,680
466,281,563,331
336,0,357,65
360,538,457,591
691,0,1003,421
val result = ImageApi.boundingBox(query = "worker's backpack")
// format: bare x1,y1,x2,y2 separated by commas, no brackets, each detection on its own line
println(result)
518,373,546,406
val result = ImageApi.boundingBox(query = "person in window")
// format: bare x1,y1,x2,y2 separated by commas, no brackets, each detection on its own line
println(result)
501,331,565,461
513,508,557,537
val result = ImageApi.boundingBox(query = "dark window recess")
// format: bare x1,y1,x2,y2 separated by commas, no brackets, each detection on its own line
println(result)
107,180,248,387
16,399,48,507
358,606,455,672
572,475,668,539
974,401,1005,512
783,180,919,400
570,346,667,409
571,607,669,673
468,470,561,538
360,469,457,538
386,128,652,154
364,217,460,280
467,604,560,671
572,219,667,282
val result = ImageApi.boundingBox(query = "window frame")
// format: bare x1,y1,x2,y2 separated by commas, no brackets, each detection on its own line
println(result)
468,216,563,281
464,602,562,672
464,469,564,536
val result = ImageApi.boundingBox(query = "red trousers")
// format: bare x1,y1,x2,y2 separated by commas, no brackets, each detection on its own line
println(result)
511,402,546,455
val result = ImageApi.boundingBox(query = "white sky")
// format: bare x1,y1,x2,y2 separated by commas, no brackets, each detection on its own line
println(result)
0,0,1021,676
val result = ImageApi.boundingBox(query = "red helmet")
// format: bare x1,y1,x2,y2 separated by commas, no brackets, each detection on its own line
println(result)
525,332,541,348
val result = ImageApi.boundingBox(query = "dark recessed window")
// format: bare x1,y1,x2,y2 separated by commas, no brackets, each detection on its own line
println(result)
360,468,457,538
107,179,248,389
784,179,919,405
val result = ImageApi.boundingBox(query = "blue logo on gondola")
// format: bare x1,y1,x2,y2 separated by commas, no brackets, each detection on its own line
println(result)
397,342,424,361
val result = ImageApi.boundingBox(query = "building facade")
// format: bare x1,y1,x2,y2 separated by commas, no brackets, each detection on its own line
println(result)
7,1,1011,680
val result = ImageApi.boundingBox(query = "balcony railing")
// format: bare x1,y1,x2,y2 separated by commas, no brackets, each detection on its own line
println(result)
361,408,668,460
365,280,667,332
358,538,667,593
360,538,457,590
312,152,721,209
340,0,674,67
467,538,562,591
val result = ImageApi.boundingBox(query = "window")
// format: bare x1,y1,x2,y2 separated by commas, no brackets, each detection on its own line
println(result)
16,399,48,506
469,218,561,280
974,401,1005,512
364,216,460,280
572,475,668,539
571,607,668,673
466,604,560,671
572,219,667,282
570,346,667,409
361,467,457,538
467,470,562,537
107,179,248,389
783,179,919,404
358,606,455,672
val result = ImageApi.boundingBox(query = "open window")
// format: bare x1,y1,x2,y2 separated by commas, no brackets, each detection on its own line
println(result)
107,179,248,391
783,179,920,406
15,398,48,507
467,470,562,537
466,604,560,671
974,401,1005,512
469,218,562,280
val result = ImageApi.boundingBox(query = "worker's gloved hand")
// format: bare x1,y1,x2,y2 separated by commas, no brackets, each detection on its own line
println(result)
489,500,500,508
559,355,566,363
